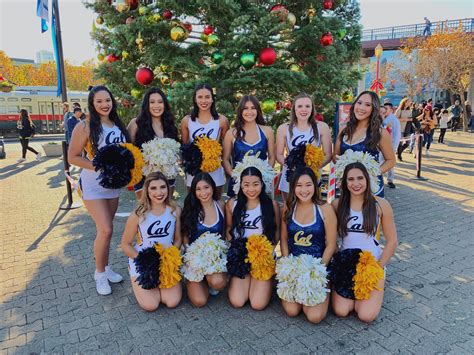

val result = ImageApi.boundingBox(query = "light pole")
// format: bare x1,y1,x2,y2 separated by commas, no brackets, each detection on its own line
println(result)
370,43,384,95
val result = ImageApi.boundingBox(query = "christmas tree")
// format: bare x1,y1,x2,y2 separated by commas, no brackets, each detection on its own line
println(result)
87,0,361,126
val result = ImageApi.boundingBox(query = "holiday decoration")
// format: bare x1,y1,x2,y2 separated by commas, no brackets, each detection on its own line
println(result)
96,16,104,25
207,34,220,46
170,26,187,42
200,33,208,42
135,67,154,86
162,9,173,20
289,63,301,72
130,88,141,98
126,16,134,25
259,47,277,66
107,54,119,63
320,32,334,47
287,13,296,27
138,5,148,15
151,13,161,22
211,51,224,64
135,33,144,51
97,53,105,61
159,74,171,86
261,99,277,114
307,5,317,19
114,0,129,13
323,0,333,10
121,50,129,59
182,22,192,33
203,25,214,35
240,53,255,68
126,0,138,10
270,4,288,21
337,28,347,39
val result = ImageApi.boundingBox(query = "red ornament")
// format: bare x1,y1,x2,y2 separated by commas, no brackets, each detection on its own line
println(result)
315,113,324,122
320,32,333,46
276,101,282,111
284,101,292,110
126,0,139,10
162,9,172,20
203,25,214,35
259,47,277,66
323,0,333,10
270,4,288,21
182,22,192,33
135,67,154,86
107,54,119,63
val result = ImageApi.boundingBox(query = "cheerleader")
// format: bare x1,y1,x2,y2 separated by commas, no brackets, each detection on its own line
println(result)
279,167,337,323
68,86,130,296
223,95,275,198
276,93,332,201
331,162,398,323
181,84,229,199
127,88,179,198
121,172,182,311
181,173,227,307
334,91,395,197
226,167,280,310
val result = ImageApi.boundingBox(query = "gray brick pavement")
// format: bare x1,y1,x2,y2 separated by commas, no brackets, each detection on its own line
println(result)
1,133,473,354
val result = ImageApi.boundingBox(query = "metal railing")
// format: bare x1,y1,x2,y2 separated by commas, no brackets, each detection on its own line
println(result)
362,18,473,41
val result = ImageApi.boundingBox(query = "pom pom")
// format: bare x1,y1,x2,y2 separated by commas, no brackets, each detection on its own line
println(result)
276,254,329,306
180,143,203,176
121,143,145,187
353,251,384,300
328,248,361,300
335,149,381,194
195,136,222,173
155,244,183,289
285,143,307,182
141,138,181,178
232,155,274,196
182,232,229,282
134,247,161,289
246,234,275,281
93,144,133,189
85,140,94,160
304,145,325,180
226,238,250,278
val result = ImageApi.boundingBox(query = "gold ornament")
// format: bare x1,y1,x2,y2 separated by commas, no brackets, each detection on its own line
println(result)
307,5,316,20
287,13,296,27
130,88,141,98
159,74,171,86
170,26,186,42
96,17,104,25
115,0,129,13
121,50,129,59
97,53,105,61
234,92,243,100
135,33,144,51
160,64,169,72
152,13,161,22
138,5,148,15
289,63,302,72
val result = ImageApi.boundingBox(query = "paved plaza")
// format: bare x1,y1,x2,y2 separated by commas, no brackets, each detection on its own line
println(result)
1,132,473,354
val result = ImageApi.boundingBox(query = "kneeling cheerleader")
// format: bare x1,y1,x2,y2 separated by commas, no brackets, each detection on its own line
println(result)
329,162,398,323
181,173,228,307
225,166,280,310
121,172,183,311
277,167,337,323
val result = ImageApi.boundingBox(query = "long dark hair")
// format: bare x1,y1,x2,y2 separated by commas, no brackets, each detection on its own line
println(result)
19,109,34,128
181,173,218,237
135,87,178,148
289,93,319,140
234,95,265,141
232,167,276,242
190,83,219,121
87,85,130,154
284,167,323,224
336,162,377,237
340,90,382,151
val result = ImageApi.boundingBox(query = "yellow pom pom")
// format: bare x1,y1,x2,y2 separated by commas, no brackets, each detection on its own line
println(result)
353,251,384,300
304,144,324,179
195,136,222,173
246,234,275,281
84,140,94,160
155,244,182,289
121,143,145,187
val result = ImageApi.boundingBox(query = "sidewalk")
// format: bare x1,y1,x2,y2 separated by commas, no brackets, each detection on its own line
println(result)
1,132,473,354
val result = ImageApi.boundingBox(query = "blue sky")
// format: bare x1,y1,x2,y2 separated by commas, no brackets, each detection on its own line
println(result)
1,0,473,65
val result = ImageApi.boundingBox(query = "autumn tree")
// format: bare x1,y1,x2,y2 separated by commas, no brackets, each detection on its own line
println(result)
400,24,474,131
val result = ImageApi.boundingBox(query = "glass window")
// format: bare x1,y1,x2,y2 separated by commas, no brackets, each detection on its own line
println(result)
7,106,20,113
7,98,19,102
21,98,32,102
0,106,7,114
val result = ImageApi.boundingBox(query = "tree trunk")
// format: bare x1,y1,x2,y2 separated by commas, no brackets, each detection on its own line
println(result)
459,93,468,132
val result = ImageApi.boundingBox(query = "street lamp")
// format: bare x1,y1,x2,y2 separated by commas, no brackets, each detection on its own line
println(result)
370,43,384,95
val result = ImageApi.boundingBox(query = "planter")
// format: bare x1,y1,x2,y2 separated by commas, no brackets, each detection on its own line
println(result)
0,86,13,93
42,143,63,157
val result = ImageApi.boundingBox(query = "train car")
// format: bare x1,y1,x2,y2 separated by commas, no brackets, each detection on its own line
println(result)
0,86,89,137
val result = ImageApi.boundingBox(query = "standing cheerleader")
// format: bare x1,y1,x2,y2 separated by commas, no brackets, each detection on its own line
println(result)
223,95,275,197
276,93,332,201
334,91,395,197
330,162,398,323
68,86,130,295
181,84,229,199
181,173,228,307
226,167,280,310
127,88,179,198
121,172,182,311
278,167,337,323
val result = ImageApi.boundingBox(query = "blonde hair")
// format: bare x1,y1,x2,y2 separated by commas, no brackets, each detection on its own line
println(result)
135,172,175,220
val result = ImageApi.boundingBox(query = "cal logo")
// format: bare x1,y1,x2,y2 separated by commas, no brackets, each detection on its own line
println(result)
293,231,313,247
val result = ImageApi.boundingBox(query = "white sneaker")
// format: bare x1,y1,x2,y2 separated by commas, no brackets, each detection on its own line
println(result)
208,287,220,296
425,149,430,156
16,158,26,163
105,266,123,283
94,271,112,295
35,153,42,161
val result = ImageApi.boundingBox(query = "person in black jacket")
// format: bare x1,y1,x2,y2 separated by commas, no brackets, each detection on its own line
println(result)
17,109,41,163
